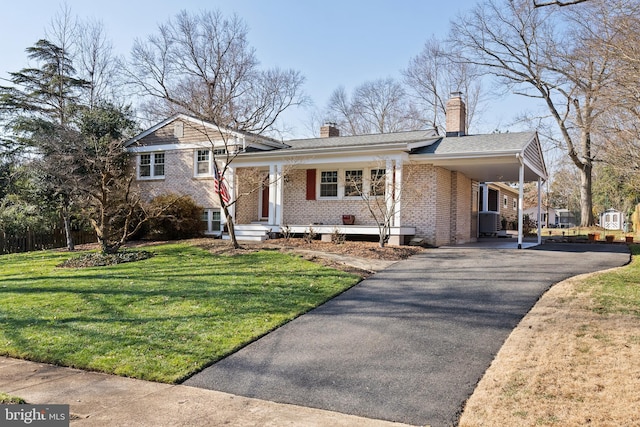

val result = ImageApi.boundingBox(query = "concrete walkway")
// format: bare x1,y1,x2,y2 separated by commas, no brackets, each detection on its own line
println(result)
0,357,409,426
184,243,629,426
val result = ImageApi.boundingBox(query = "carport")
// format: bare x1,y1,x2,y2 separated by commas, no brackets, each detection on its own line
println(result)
412,131,548,248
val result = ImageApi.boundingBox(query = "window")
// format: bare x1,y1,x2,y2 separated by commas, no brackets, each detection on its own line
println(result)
138,153,165,179
153,153,165,176
196,150,210,175
202,209,222,234
370,169,386,196
320,171,338,197
344,170,363,197
314,168,385,199
195,148,228,177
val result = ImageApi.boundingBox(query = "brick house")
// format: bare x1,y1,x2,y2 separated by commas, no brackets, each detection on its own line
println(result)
125,94,547,246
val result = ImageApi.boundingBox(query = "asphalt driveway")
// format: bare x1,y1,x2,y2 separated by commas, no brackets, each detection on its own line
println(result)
184,243,629,427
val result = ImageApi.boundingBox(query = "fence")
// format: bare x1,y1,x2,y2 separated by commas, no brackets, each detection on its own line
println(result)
0,229,96,255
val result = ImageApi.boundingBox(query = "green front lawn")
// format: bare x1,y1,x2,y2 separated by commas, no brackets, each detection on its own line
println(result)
0,243,360,383
584,244,640,316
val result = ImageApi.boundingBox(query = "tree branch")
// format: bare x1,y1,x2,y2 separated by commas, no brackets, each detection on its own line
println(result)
534,0,589,7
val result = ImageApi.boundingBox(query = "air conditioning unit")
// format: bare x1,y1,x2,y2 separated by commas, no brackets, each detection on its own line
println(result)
479,212,500,236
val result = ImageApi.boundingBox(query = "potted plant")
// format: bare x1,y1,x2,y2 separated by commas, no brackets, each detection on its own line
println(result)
605,234,615,243
342,215,355,225
625,235,634,243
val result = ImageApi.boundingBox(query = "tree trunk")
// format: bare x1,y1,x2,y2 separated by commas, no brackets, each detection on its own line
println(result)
61,205,75,251
378,231,386,248
223,204,240,249
579,163,595,226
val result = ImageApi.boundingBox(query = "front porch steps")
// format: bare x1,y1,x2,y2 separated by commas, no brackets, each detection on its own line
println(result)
222,223,272,242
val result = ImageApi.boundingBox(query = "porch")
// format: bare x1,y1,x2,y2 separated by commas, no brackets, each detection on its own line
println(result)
227,223,416,245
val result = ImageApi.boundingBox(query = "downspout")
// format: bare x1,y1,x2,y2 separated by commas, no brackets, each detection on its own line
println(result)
516,153,524,249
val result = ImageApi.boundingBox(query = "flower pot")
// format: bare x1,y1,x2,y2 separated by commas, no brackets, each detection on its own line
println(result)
626,236,634,243
588,233,599,241
342,215,355,225
605,235,615,243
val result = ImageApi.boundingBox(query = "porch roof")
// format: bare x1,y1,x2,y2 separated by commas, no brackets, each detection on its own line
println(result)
236,129,547,183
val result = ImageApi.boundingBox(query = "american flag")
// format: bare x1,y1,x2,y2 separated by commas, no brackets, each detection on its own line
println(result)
213,161,231,204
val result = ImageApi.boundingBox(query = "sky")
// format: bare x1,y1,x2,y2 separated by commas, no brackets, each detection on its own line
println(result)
0,0,534,139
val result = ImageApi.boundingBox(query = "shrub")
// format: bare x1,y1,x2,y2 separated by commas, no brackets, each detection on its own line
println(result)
303,226,317,243
331,226,345,245
143,194,204,240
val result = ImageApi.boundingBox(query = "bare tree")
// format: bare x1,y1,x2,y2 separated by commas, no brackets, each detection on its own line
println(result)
343,160,416,247
450,0,618,226
325,78,427,136
403,36,484,135
127,10,306,135
176,118,297,248
595,2,640,178
76,18,122,108
126,10,306,247
533,0,589,7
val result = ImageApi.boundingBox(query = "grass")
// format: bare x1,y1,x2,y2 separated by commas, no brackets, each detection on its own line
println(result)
0,243,361,383
581,244,640,316
460,243,640,426
0,392,26,404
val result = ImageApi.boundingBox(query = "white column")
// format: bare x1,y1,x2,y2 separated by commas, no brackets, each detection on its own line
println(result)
386,159,394,225
275,163,284,227
537,177,542,245
517,160,524,249
268,164,277,225
226,166,235,223
393,158,403,227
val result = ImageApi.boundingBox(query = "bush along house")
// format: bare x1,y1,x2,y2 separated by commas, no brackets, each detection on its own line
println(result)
125,94,548,247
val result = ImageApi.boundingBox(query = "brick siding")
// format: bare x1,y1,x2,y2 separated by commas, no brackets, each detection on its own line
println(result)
134,149,220,209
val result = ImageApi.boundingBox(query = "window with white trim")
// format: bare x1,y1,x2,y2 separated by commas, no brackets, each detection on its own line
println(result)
202,208,222,234
320,171,338,197
196,150,210,175
138,153,165,179
370,169,386,197
194,148,229,177
317,168,386,199
344,170,363,197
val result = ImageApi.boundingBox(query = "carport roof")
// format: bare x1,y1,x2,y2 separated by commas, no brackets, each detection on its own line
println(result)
411,131,547,182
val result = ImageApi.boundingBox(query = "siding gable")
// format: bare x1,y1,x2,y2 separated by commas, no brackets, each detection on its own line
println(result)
136,119,226,146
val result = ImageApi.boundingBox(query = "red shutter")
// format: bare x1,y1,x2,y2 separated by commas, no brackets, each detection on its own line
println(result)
306,169,316,200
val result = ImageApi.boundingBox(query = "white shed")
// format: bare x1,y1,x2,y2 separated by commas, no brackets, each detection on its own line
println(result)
600,209,624,230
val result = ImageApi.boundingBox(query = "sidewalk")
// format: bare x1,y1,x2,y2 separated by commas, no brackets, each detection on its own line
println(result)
0,357,412,426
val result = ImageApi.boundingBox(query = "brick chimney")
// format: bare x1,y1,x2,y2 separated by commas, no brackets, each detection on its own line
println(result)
445,92,466,137
320,122,340,138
